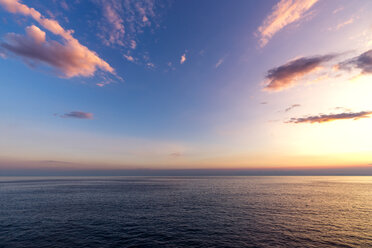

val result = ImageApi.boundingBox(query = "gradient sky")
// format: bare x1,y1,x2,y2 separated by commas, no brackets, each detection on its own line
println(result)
1,0,372,172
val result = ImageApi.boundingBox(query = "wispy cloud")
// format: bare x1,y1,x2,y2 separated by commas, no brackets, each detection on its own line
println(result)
338,49,372,74
40,160,73,165
334,106,352,112
286,111,372,123
215,58,224,68
264,54,337,91
60,111,94,119
257,0,319,47
0,0,114,78
335,17,354,30
60,0,69,11
333,6,344,14
0,50,6,59
285,104,301,112
180,53,186,64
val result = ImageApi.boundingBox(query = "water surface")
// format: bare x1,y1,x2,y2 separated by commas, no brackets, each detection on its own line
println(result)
1,176,371,247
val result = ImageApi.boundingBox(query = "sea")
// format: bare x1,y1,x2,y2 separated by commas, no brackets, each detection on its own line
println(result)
0,176,371,247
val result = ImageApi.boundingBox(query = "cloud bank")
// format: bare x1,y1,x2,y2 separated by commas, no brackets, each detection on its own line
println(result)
287,111,372,123
257,0,319,47
264,54,337,91
0,0,113,78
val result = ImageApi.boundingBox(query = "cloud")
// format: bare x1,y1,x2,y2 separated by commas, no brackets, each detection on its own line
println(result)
0,0,114,78
264,54,337,91
285,104,301,112
215,58,224,68
92,0,166,70
96,0,159,48
334,106,352,112
170,152,182,158
101,0,125,46
130,40,136,49
60,111,94,119
2,25,111,77
286,111,372,123
60,0,69,11
40,160,73,165
335,17,354,30
333,6,344,14
0,50,6,58
146,62,155,68
338,49,372,74
257,0,319,47
180,53,186,64
123,54,134,62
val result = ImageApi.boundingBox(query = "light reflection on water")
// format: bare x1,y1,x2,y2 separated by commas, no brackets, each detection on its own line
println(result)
0,176,371,247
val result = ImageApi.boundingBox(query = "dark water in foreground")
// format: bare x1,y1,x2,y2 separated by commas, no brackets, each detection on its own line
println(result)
0,176,371,248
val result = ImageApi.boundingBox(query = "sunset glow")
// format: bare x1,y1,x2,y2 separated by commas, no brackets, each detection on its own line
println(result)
1,0,372,173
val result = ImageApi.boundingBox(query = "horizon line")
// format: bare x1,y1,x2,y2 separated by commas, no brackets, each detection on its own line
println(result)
1,166,372,176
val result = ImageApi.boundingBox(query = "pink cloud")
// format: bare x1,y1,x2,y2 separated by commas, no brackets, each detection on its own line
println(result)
130,40,136,49
257,0,319,47
180,53,186,64
0,0,114,78
102,1,125,46
123,54,134,62
335,17,354,30
96,0,159,49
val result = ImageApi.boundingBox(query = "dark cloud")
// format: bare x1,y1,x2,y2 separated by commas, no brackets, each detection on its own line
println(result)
338,49,372,74
60,111,93,119
286,111,372,123
285,104,301,112
260,101,268,105
264,54,337,91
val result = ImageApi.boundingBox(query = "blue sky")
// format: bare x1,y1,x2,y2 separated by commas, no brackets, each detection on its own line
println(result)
1,0,372,171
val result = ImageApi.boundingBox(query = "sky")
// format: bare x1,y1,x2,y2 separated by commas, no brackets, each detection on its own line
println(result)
0,0,372,174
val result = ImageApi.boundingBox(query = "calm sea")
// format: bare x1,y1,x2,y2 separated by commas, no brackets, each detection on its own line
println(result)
0,176,371,247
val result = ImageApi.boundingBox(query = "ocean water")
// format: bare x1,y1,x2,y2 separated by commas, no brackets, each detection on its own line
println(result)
0,176,371,248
